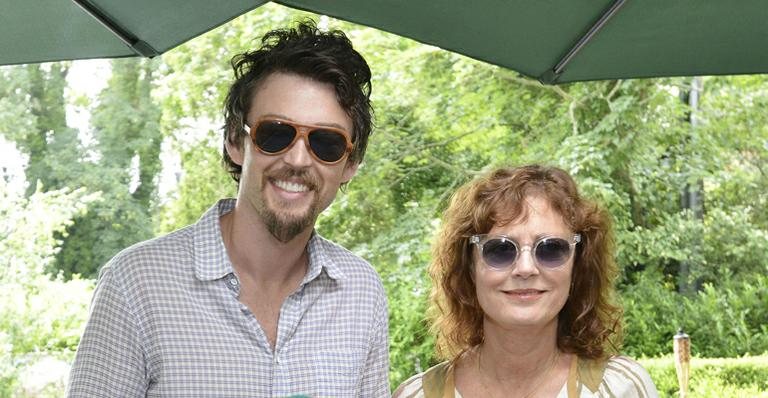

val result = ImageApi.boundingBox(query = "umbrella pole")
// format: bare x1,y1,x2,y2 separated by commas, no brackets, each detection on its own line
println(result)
539,0,627,84
71,0,159,58
679,76,704,294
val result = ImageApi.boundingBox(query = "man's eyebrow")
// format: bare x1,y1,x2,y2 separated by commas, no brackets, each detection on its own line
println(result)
258,113,349,130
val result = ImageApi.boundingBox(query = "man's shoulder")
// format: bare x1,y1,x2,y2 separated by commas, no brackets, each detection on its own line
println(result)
313,234,365,261
103,200,227,277
102,224,194,277
312,234,383,285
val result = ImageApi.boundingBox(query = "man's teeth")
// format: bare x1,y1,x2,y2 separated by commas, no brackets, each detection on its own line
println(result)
275,180,309,193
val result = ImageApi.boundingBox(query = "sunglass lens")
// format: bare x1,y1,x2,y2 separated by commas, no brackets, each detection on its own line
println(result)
254,122,296,153
482,238,518,269
535,238,571,268
309,129,348,162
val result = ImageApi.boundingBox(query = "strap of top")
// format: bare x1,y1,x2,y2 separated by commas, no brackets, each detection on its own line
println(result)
567,356,610,396
421,361,454,398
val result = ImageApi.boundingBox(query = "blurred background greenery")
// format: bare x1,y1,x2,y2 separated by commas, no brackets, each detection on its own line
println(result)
1,4,766,397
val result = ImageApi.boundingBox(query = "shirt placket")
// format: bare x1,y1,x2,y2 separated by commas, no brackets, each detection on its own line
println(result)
224,273,274,361
271,284,307,397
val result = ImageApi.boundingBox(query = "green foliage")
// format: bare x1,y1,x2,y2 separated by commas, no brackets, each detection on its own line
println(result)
158,3,311,128
385,274,435,387
158,131,236,232
622,272,768,358
641,356,768,397
54,58,163,278
0,179,96,396
0,63,84,197
0,57,165,279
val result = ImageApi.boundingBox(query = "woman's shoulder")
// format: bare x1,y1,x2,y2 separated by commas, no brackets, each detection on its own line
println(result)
392,371,427,398
603,355,654,383
392,361,452,398
594,355,659,397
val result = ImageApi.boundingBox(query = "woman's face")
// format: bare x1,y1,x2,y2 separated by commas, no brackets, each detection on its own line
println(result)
473,195,575,333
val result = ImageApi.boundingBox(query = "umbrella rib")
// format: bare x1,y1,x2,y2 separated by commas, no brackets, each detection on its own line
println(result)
544,0,627,84
72,0,160,58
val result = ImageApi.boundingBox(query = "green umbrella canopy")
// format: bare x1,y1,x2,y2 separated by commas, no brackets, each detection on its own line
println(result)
2,0,767,84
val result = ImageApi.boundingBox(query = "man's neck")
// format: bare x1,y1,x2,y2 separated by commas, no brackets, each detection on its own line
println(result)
219,205,312,285
219,203,314,349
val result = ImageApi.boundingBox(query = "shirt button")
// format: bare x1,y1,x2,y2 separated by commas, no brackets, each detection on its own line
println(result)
229,278,239,286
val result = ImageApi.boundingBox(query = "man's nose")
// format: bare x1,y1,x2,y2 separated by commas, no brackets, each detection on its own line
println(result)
281,135,313,167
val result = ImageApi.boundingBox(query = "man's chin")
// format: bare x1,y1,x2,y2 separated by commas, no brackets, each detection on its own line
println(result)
264,211,315,243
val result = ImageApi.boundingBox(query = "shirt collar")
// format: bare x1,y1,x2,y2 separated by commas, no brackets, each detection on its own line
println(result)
192,199,346,283
192,199,236,281
305,232,345,283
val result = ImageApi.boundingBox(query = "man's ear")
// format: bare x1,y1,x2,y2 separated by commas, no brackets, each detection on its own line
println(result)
341,161,359,184
225,138,244,166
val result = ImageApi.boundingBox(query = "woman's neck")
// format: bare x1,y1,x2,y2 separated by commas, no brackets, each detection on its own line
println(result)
477,319,565,387
453,321,572,398
480,334,559,379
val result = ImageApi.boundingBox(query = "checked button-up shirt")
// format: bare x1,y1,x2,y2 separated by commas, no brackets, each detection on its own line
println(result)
67,199,390,397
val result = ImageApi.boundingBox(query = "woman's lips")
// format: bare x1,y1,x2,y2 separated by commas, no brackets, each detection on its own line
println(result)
503,289,546,300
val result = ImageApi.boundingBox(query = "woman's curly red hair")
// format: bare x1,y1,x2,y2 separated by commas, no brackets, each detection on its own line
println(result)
428,165,622,361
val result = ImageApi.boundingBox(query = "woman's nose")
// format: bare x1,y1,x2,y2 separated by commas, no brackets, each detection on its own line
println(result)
511,247,539,278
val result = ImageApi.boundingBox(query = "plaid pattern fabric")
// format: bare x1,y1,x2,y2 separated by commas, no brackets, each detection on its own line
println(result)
67,199,390,397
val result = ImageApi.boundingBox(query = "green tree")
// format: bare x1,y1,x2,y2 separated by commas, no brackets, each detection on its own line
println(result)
158,131,236,232
55,58,163,278
0,63,83,196
0,178,97,396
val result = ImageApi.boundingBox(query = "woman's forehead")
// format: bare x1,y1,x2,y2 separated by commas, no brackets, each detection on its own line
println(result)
490,195,568,229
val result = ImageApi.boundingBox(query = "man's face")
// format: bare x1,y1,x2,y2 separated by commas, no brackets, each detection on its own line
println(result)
228,72,358,242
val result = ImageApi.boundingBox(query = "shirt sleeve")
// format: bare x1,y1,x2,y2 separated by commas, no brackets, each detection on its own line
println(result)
66,266,147,397
358,292,390,397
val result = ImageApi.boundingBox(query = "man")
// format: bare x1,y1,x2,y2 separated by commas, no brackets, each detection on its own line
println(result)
67,20,389,397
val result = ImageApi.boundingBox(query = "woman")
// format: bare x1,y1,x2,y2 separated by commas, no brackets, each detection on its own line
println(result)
394,165,658,398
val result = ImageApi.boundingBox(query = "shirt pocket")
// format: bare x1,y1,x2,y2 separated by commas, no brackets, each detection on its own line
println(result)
310,347,366,397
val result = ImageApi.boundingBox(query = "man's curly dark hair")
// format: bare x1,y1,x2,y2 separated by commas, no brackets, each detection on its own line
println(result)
222,20,373,184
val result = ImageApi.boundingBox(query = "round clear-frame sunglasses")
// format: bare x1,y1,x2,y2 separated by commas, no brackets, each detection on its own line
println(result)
469,234,581,270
